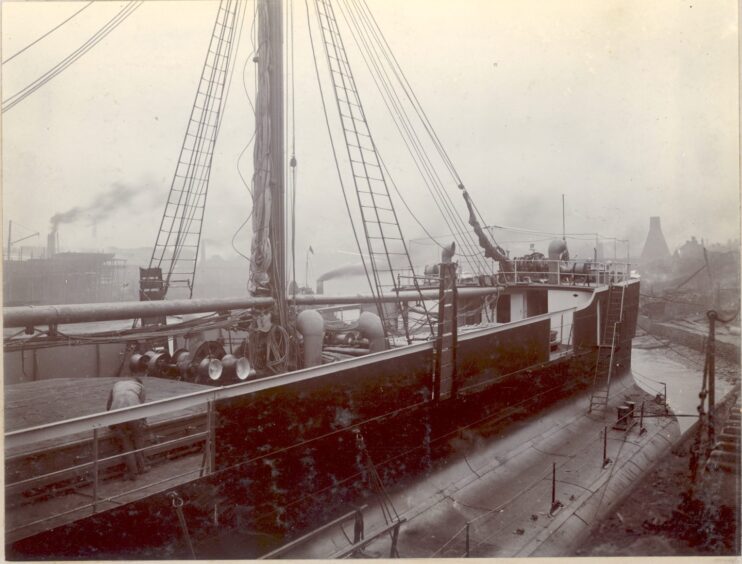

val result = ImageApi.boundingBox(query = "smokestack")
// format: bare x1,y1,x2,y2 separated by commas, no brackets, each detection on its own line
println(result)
640,216,671,266
47,230,57,257
316,279,324,294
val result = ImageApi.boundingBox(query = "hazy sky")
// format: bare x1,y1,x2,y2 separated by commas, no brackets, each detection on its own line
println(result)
2,0,739,279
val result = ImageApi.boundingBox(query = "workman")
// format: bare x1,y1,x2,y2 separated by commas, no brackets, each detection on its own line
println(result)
106,376,151,480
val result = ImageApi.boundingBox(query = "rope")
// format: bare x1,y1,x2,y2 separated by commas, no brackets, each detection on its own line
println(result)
158,0,239,294
266,324,290,373
231,2,259,263
3,1,95,64
2,1,143,113
337,0,489,276
304,0,378,310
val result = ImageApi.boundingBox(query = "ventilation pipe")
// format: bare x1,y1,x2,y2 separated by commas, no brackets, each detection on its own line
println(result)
358,311,386,352
548,239,569,284
297,309,325,367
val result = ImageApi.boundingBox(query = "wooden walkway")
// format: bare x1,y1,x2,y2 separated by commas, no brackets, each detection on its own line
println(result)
5,376,212,543
5,376,209,457
6,452,204,544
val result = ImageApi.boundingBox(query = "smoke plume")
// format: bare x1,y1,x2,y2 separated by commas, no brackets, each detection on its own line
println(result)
50,182,141,229
317,264,367,283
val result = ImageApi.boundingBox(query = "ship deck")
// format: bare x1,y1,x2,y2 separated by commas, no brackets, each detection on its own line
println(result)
5,376,210,455
5,377,211,543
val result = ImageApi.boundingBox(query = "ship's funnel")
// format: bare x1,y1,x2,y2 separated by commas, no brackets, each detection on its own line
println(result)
640,216,671,265
47,230,57,257
316,279,324,294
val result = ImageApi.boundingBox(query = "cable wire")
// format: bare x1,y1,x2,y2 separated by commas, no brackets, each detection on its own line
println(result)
2,1,95,65
2,1,142,113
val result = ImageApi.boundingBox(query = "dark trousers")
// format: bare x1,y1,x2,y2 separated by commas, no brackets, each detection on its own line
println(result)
112,420,148,476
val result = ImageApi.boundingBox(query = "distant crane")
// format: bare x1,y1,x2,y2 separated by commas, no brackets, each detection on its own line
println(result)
6,220,40,259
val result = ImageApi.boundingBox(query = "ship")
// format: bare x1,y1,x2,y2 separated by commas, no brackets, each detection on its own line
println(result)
3,0,640,558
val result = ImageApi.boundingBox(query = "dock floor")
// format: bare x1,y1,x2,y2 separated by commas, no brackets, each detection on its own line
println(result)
275,371,679,559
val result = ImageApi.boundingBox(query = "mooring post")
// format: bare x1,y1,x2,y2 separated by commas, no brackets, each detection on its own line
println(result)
550,462,562,514
551,462,556,506
602,426,611,467
353,506,364,543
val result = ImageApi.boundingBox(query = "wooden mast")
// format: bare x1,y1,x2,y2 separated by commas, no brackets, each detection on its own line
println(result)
266,0,285,308
250,0,286,326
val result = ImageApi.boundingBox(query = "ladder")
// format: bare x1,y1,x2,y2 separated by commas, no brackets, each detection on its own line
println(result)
434,263,458,401
313,0,433,344
588,284,626,413
145,0,240,301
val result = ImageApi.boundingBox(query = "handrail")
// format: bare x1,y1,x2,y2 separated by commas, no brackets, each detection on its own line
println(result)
7,300,588,452
6,431,208,495
329,518,406,559
258,505,368,559
4,339,435,450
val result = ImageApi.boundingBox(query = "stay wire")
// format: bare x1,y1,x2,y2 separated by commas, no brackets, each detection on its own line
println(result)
355,0,461,186
163,0,243,291
315,0,404,321
3,1,95,64
2,1,143,113
150,0,231,273
305,0,379,305
345,0,491,275
337,0,488,275
340,0,480,263
164,1,236,292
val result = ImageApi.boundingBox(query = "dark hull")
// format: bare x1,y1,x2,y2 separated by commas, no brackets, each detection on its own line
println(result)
6,282,640,559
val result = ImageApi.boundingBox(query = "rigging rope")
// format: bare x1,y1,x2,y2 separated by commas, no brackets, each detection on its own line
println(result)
335,0,491,276
231,2,260,263
345,0,487,261
2,1,143,113
2,1,95,65
150,0,241,298
303,0,378,311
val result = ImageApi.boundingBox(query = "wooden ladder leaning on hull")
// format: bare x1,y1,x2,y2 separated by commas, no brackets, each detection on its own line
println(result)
588,284,626,414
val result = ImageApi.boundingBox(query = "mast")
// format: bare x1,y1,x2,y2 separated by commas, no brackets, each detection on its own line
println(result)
250,0,286,326
267,0,286,304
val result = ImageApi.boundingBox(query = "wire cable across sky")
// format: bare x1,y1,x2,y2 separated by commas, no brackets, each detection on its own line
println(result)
2,1,143,114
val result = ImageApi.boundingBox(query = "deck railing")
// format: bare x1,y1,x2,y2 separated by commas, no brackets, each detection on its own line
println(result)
5,397,218,543
397,260,633,289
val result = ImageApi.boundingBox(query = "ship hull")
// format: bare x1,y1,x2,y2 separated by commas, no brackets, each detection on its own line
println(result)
6,281,640,559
